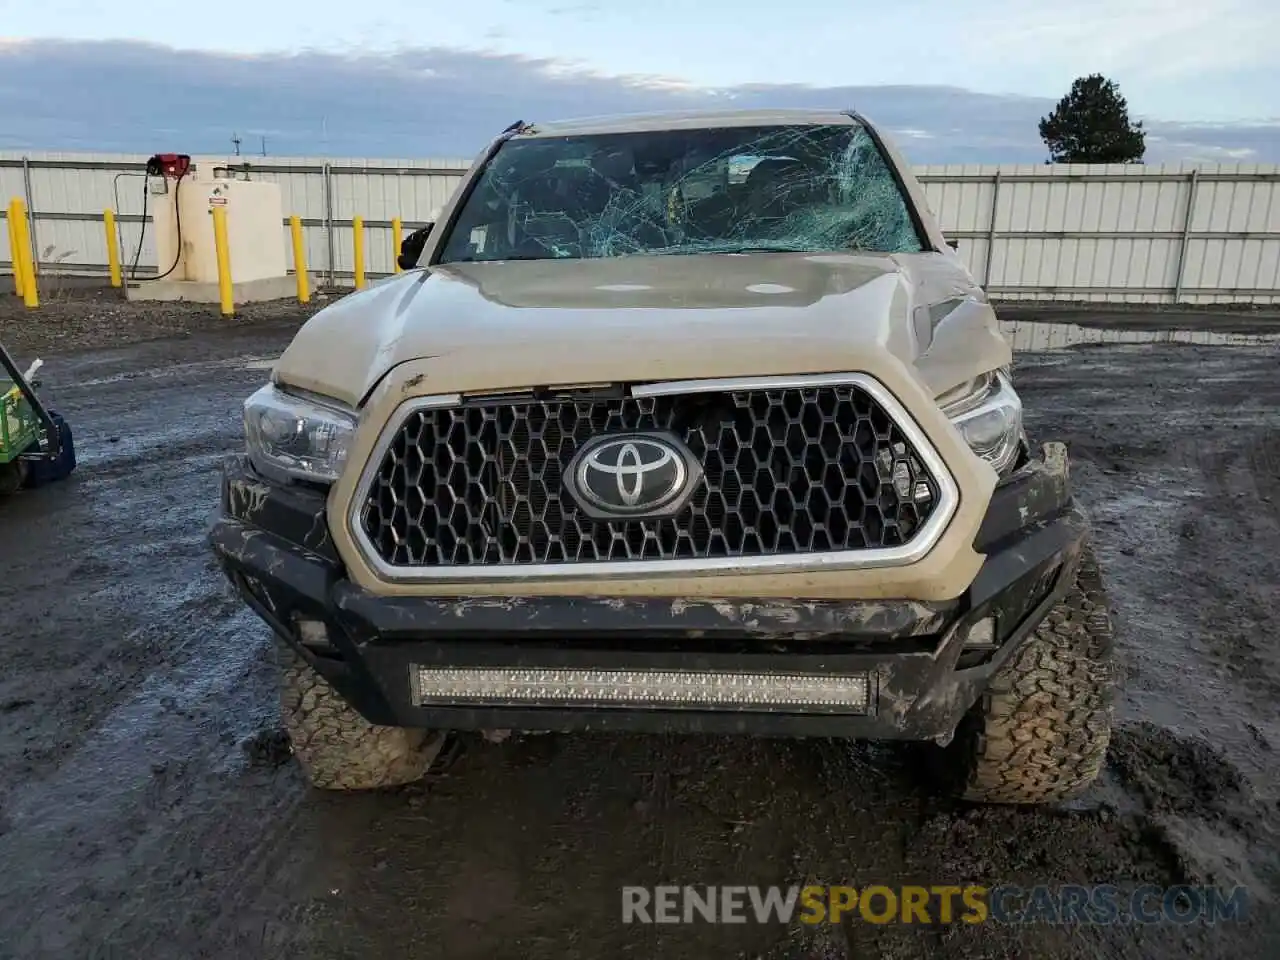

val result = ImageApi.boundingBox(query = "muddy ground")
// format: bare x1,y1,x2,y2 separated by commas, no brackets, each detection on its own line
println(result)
1,288,1279,959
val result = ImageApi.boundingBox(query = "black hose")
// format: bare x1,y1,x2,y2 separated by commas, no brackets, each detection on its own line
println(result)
130,170,187,282
127,174,149,280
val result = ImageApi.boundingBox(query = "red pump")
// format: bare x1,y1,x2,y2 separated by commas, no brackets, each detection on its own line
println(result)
145,153,191,179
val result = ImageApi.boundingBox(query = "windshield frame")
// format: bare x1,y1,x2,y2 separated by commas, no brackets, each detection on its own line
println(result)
426,116,936,267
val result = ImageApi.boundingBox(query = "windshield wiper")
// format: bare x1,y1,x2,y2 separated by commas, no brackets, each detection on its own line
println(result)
718,243,814,254
441,252,570,264
449,244,817,263
651,242,815,256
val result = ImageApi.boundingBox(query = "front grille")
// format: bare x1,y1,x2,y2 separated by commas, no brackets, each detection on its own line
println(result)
358,382,943,569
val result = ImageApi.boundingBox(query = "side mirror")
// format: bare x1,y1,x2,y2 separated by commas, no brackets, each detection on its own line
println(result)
945,238,959,250
397,223,434,271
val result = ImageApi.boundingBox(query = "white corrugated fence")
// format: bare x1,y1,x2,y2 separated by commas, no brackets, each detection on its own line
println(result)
3,152,1279,304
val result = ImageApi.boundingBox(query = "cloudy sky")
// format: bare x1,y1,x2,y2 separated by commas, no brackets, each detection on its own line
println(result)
2,0,1278,163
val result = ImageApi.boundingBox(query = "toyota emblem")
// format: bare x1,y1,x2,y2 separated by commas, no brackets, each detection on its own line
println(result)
563,432,703,520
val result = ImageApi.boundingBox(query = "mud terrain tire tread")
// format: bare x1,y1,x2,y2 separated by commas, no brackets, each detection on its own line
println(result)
276,639,443,791
948,543,1115,805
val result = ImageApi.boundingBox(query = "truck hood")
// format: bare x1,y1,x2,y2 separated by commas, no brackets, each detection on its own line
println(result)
273,252,1007,407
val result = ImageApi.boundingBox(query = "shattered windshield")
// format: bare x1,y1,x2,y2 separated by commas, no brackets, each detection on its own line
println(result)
436,123,925,263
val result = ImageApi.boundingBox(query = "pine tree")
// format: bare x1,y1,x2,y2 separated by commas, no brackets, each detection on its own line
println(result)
1039,75,1146,164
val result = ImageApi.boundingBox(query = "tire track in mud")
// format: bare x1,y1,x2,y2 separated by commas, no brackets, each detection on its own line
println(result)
0,613,272,953
1020,342,1280,759
1015,339,1280,952
0,337,423,957
0,340,319,957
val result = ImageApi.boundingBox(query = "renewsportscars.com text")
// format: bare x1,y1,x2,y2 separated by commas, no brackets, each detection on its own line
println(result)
621,884,1249,926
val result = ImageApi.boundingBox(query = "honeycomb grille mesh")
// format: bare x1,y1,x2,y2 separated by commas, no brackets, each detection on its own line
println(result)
359,385,941,568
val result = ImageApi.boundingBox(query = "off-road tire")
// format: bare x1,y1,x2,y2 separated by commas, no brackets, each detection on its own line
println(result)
943,543,1115,805
276,639,444,791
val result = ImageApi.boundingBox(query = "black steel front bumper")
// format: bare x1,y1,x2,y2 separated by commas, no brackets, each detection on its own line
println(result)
209,445,1086,740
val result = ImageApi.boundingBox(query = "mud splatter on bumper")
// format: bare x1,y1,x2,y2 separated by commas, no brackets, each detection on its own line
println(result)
209,447,1087,740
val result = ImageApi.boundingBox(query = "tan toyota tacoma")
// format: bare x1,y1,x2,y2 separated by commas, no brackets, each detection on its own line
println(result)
210,109,1115,805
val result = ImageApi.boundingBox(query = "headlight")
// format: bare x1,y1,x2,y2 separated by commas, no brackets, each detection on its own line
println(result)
937,370,1024,476
243,383,357,483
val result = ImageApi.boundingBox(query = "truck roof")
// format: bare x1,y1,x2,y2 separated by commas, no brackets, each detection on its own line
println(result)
517,108,864,138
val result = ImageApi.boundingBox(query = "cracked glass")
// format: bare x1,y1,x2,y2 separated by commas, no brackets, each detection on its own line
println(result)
436,122,925,264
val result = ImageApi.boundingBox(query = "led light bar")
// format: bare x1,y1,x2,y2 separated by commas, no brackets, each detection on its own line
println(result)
411,667,873,714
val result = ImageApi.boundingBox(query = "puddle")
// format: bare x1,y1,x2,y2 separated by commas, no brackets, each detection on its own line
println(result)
1000,319,1280,352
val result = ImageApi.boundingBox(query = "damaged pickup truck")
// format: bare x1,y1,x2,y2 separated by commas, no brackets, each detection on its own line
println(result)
209,109,1115,805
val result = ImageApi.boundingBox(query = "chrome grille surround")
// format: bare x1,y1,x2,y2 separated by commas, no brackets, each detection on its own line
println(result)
347,373,960,583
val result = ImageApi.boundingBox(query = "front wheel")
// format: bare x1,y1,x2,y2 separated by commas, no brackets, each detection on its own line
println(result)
940,542,1116,805
275,638,445,791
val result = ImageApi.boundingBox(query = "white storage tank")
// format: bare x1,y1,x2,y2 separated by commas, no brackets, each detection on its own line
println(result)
130,161,300,304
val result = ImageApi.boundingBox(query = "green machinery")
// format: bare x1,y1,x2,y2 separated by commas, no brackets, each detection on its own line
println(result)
1,341,75,495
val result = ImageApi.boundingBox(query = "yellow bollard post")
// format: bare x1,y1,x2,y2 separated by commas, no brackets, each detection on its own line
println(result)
104,209,122,288
352,215,366,289
211,206,235,317
6,199,23,298
391,217,403,273
11,198,38,309
290,215,310,304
